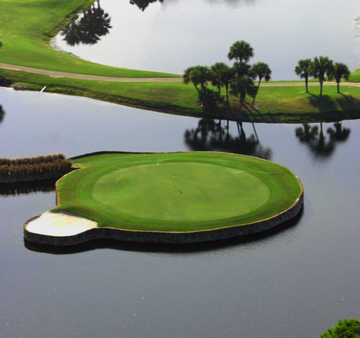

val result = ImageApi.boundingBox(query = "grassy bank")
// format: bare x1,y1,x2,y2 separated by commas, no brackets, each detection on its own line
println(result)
2,68,360,123
53,152,302,232
0,0,177,78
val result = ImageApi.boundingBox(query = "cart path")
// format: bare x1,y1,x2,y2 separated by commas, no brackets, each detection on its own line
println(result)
1,62,360,87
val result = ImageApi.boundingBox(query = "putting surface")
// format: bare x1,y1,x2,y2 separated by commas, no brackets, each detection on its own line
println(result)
51,152,302,233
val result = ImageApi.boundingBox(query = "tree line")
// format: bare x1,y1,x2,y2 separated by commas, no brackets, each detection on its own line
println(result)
183,40,271,116
295,57,350,96
184,40,352,117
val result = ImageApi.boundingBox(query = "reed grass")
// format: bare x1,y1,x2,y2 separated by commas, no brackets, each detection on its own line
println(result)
0,154,72,179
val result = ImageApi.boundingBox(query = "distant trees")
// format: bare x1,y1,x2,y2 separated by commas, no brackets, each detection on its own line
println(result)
295,57,351,96
183,40,272,117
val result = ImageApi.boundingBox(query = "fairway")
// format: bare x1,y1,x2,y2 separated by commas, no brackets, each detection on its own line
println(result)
52,152,303,233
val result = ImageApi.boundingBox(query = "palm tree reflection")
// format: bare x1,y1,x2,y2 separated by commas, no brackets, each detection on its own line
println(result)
185,119,272,159
61,0,111,46
295,122,350,159
0,105,5,124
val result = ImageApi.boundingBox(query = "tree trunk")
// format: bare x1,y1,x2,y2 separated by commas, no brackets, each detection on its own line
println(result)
319,80,323,97
337,81,340,94
252,79,261,105
305,77,309,94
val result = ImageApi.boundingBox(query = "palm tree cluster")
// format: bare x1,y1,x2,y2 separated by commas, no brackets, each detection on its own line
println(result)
295,122,350,159
295,57,350,96
184,118,272,159
183,41,271,116
61,0,111,46
0,154,72,181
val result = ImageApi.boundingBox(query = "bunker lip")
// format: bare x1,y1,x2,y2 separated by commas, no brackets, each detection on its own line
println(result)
24,151,304,247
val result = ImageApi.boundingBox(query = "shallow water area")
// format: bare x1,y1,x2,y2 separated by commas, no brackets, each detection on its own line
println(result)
56,0,360,79
1,87,360,337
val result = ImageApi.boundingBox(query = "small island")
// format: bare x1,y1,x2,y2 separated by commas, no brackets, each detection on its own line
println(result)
25,151,303,246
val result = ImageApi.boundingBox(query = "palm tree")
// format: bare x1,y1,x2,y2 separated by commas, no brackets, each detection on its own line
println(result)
295,59,313,93
183,66,211,92
332,63,350,93
230,75,256,105
210,63,234,104
250,62,272,104
228,40,254,63
311,56,334,97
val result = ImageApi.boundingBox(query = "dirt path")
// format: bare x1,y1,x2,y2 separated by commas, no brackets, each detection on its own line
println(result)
0,63,182,82
1,62,360,87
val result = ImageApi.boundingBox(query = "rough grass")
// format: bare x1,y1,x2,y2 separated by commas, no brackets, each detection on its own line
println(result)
0,0,178,78
53,152,302,232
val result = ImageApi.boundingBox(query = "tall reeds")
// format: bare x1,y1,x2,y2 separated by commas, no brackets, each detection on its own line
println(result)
0,154,72,182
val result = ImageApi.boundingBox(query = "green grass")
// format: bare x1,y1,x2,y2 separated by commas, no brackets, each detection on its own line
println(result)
2,68,360,122
349,69,360,82
0,0,178,77
52,152,302,232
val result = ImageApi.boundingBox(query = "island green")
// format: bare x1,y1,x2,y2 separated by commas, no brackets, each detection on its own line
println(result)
52,152,303,232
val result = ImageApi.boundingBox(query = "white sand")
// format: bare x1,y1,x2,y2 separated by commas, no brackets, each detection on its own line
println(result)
26,211,98,237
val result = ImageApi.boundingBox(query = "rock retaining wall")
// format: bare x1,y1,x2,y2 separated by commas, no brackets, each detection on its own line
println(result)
24,193,304,246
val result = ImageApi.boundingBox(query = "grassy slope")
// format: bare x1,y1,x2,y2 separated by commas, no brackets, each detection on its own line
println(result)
2,68,360,122
0,0,178,77
53,152,302,232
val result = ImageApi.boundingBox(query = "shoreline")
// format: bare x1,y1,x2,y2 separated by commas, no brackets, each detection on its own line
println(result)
1,0,360,123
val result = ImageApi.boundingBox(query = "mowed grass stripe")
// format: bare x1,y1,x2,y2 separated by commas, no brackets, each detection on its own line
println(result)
53,152,302,232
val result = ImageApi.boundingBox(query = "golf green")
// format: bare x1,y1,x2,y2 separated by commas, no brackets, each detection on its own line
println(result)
53,151,303,233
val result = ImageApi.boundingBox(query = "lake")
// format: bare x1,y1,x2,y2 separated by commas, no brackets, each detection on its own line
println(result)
55,0,360,79
1,87,360,337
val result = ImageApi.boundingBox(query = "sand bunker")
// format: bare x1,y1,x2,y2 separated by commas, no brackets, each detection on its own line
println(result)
26,211,98,237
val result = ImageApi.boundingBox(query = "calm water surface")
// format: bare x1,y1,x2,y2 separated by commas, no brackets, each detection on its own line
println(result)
0,87,360,337
56,0,360,79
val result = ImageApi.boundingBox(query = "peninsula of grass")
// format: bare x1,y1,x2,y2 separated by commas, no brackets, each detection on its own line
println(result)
1,0,360,122
2,68,360,123
24,152,303,245
0,0,178,78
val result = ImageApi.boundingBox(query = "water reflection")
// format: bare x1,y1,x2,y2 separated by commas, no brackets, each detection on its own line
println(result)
130,0,255,11
0,179,56,196
185,118,272,160
61,0,256,46
295,122,351,159
130,0,162,11
61,0,111,45
0,104,5,124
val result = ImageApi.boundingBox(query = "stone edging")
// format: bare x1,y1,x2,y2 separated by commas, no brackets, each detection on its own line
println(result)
24,192,304,246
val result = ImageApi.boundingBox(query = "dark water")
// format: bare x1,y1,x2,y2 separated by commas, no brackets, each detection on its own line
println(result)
1,87,360,338
55,0,360,79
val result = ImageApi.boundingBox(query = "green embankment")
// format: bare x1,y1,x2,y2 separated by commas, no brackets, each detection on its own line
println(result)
53,152,302,232
0,0,360,121
0,0,177,78
2,68,360,122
